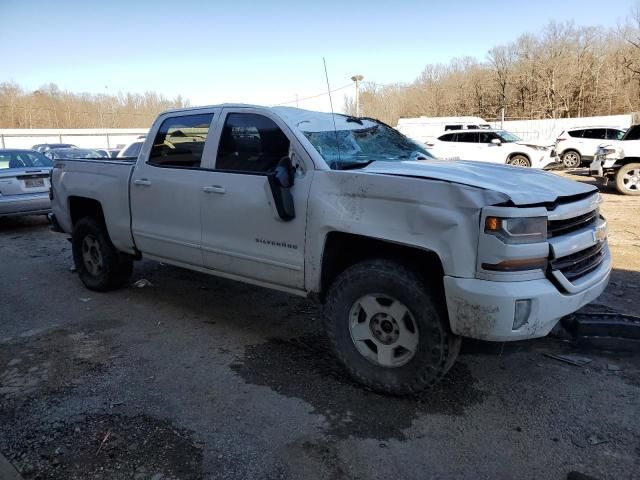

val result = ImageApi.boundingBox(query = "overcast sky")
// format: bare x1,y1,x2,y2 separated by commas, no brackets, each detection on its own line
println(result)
0,0,636,112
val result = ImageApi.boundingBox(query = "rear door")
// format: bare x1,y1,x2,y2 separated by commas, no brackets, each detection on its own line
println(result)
129,109,220,267
0,150,51,197
580,128,607,159
452,131,481,160
199,108,312,290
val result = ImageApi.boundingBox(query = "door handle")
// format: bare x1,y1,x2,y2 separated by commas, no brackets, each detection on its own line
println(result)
203,185,225,194
134,179,151,187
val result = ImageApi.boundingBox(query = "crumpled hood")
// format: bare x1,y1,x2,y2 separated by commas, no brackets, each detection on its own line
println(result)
363,160,596,205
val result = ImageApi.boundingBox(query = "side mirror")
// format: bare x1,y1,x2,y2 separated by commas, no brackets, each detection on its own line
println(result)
491,139,502,146
268,157,295,221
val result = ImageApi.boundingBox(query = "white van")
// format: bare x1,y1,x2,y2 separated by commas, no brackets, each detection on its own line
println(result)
397,116,491,145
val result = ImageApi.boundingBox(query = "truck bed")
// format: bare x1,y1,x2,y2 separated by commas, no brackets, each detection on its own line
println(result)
51,158,137,253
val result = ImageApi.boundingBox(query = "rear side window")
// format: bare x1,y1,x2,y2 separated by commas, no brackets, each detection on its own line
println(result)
0,151,52,169
122,142,143,158
582,128,607,140
216,113,290,173
568,130,584,138
455,132,480,143
444,124,462,131
148,113,214,168
438,133,455,142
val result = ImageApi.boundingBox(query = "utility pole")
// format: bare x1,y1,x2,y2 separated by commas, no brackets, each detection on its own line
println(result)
351,75,364,117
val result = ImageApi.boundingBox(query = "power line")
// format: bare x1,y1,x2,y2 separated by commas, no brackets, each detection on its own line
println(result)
272,83,352,107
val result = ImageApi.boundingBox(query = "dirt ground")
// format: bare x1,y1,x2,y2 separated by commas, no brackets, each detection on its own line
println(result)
0,171,638,480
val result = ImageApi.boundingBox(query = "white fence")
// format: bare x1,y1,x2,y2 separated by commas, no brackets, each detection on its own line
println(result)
0,128,149,150
489,114,635,143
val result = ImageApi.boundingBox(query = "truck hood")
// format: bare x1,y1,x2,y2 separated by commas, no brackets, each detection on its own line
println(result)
363,160,596,206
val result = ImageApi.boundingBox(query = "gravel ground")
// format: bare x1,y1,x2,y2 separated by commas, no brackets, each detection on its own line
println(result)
0,172,639,480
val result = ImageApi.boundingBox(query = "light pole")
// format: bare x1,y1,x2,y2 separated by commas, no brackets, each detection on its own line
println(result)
351,75,364,117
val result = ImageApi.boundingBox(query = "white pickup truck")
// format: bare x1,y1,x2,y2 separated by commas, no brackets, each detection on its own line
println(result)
50,105,611,395
589,124,640,195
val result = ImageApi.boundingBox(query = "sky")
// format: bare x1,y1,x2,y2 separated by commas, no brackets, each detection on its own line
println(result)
0,0,637,112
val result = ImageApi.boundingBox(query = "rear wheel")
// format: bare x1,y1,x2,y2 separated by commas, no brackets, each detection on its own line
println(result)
507,155,531,167
323,259,460,395
72,217,133,291
562,150,581,168
615,163,640,196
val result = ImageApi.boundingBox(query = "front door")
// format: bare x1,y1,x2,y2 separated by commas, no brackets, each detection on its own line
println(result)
130,110,219,266
199,109,311,290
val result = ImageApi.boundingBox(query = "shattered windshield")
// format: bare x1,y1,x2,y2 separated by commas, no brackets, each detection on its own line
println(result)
302,120,434,170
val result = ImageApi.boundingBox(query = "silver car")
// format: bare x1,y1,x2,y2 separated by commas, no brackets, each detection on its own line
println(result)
0,149,53,217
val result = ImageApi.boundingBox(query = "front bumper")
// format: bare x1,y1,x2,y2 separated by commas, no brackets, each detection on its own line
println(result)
443,251,611,341
0,192,51,217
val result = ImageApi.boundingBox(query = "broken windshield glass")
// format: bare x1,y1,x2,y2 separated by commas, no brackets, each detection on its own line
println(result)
302,121,434,170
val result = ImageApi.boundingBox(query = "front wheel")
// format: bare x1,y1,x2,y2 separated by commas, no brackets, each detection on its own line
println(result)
615,163,640,196
323,259,460,395
507,155,531,167
72,217,133,291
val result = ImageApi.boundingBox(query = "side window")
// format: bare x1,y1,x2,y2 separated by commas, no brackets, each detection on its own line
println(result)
582,128,607,140
479,131,496,143
456,132,480,143
606,129,625,140
624,126,640,141
568,130,584,138
444,124,462,131
148,113,214,168
216,113,290,173
466,124,479,129
438,133,454,142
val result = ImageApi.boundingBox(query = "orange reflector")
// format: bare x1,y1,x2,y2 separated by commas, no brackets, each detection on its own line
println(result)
482,258,547,272
485,217,500,231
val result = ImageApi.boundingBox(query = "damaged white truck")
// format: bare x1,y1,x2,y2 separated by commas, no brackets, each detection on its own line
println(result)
50,105,611,395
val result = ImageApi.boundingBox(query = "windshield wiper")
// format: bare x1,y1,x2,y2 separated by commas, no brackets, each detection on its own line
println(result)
336,160,375,170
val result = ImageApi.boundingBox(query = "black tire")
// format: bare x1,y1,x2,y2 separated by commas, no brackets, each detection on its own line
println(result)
323,259,461,396
615,163,640,196
72,217,133,291
507,154,531,167
561,150,581,168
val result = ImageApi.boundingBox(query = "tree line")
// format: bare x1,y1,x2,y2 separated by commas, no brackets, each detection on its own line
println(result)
346,6,640,126
0,83,189,129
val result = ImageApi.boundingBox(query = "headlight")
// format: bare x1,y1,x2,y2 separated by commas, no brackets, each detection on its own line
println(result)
524,144,547,151
484,216,547,244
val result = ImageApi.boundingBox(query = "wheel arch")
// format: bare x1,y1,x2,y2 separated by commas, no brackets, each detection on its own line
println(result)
319,231,445,301
68,196,105,226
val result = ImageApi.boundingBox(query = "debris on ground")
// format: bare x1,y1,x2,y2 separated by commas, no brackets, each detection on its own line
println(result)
544,353,592,367
133,279,153,288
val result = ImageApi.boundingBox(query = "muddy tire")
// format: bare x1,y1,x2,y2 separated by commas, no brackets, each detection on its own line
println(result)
507,155,531,167
561,150,581,168
323,259,461,395
72,217,133,291
614,163,640,196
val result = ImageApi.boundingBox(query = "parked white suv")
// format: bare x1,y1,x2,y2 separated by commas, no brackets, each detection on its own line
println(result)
426,129,558,168
555,127,627,168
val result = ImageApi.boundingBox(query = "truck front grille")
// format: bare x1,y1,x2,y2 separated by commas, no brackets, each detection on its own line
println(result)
547,209,598,238
550,241,606,281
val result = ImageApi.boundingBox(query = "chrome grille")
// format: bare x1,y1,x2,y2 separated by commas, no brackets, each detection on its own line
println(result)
550,242,606,281
547,209,598,238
